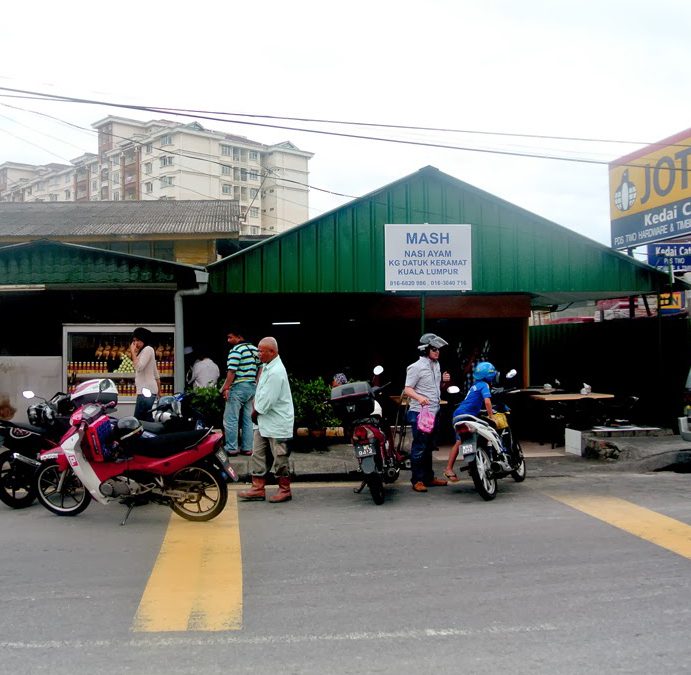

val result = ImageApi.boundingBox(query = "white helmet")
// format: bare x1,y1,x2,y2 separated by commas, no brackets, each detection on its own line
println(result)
418,333,448,352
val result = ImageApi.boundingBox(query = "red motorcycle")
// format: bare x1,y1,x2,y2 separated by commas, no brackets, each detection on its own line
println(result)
27,379,237,525
330,368,403,505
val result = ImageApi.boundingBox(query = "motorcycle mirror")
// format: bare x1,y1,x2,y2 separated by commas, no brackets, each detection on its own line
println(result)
142,387,153,398
372,365,384,376
446,385,461,394
506,369,517,379
22,390,35,399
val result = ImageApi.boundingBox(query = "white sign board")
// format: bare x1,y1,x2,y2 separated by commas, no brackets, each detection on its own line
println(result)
384,224,472,292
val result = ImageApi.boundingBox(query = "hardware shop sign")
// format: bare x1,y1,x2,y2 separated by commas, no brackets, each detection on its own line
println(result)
646,242,691,271
609,127,691,249
384,224,472,292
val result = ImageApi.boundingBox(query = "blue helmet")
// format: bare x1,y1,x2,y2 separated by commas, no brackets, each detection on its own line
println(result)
473,362,496,383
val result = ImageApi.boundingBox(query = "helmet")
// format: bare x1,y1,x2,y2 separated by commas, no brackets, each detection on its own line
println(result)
418,333,448,352
473,362,497,383
151,395,182,424
71,378,118,407
114,416,143,444
27,402,55,427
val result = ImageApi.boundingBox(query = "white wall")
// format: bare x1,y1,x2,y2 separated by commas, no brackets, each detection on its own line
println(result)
0,357,63,425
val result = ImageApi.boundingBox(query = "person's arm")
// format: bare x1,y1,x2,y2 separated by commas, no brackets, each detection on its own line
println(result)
254,368,280,414
484,397,494,417
403,385,429,406
134,344,154,372
221,370,236,399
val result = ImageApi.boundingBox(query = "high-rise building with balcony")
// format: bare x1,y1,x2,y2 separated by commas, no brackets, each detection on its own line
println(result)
0,116,314,235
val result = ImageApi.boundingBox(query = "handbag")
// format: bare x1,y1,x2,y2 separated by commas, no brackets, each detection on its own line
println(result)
417,405,436,433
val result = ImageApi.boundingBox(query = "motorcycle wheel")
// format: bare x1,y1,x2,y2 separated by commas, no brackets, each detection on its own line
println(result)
0,449,37,509
35,461,91,516
469,447,497,501
511,441,527,483
168,464,228,521
366,473,385,505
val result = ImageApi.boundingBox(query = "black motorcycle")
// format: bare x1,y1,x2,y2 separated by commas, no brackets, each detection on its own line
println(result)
0,391,74,508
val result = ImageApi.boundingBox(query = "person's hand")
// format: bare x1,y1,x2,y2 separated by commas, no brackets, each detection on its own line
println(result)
442,371,451,382
418,395,430,406
251,409,259,424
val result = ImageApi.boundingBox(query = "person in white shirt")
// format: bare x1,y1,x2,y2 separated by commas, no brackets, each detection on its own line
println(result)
187,346,221,389
239,337,295,504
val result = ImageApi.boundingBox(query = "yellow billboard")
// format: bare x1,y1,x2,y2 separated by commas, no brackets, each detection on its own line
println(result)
609,128,691,249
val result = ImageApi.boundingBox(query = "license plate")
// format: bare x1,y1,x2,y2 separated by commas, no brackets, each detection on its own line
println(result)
461,443,475,456
216,449,231,467
355,444,376,458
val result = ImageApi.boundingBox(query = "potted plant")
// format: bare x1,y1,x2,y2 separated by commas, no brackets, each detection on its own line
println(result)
184,384,224,428
290,376,340,445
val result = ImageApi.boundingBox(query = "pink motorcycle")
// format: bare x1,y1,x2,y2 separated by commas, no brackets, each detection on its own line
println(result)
27,379,237,525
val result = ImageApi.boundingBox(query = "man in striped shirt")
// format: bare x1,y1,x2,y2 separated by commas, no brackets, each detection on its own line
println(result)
221,329,260,456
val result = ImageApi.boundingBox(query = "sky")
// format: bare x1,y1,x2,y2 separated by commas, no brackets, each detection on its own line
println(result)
1,0,691,254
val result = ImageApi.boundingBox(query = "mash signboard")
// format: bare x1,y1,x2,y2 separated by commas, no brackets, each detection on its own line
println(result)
384,224,471,292
610,128,691,249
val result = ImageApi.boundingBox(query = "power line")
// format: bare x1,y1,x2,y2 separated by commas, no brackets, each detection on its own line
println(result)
3,83,690,152
2,85,690,178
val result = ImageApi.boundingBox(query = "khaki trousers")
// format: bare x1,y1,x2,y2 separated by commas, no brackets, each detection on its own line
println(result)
249,430,291,477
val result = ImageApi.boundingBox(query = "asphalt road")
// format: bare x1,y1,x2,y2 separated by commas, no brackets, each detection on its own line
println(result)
1,468,690,674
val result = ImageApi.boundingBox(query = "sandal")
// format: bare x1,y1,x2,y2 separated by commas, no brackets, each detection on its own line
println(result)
443,470,460,483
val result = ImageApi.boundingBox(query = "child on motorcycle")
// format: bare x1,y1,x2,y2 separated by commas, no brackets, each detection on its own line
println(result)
443,362,496,482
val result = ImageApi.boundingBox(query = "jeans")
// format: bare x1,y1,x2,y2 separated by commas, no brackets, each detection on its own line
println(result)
134,394,155,422
407,409,438,485
223,380,256,453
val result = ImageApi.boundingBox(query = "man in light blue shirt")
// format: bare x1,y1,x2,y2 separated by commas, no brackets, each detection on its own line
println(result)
239,337,295,504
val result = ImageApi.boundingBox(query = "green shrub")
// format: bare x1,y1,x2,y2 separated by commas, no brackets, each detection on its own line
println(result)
290,376,339,429
184,384,224,427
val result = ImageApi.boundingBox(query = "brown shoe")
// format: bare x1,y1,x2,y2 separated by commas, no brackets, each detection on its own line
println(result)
427,478,448,487
412,481,428,492
238,476,266,501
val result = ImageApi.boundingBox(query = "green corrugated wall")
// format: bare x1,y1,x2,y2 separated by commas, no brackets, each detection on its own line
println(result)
209,166,668,297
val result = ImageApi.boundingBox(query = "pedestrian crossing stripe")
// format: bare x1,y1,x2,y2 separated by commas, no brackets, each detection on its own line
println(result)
546,494,691,560
132,494,243,632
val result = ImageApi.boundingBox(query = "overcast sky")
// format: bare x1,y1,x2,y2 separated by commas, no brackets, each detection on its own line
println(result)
2,0,690,252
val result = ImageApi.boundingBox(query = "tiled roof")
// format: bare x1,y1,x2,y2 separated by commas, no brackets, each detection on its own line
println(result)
0,200,241,239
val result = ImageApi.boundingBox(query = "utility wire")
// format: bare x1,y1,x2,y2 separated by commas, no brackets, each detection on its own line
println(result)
3,84,691,153
0,85,677,170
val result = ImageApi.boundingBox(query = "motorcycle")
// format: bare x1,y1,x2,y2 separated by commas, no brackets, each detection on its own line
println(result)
23,379,238,524
450,368,526,501
0,391,74,509
330,367,404,505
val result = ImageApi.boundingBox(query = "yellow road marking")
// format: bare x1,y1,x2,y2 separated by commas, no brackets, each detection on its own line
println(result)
547,494,691,560
132,494,243,632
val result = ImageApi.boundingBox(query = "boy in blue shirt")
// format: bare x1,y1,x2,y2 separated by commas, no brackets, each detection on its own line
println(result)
443,362,496,482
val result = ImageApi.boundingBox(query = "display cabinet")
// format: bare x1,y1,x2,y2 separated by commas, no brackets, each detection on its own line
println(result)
62,324,175,414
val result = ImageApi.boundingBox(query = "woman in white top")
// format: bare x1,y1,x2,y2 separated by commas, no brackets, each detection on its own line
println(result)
131,327,160,421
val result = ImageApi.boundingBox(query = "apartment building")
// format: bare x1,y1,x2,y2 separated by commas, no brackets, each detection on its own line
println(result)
0,116,314,235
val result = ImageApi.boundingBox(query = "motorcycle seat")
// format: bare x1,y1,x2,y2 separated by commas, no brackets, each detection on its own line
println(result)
128,428,213,458
0,420,48,435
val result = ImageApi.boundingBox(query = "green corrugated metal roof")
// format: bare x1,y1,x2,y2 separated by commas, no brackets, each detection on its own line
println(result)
0,240,202,287
209,166,687,306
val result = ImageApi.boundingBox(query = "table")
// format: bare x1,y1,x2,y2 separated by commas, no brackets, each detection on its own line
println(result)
529,393,615,402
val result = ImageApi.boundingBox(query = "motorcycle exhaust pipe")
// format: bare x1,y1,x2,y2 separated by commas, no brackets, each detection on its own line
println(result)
12,453,41,468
